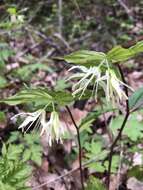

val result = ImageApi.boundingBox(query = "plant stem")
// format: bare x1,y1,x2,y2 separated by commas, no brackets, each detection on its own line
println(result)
66,106,85,190
107,65,130,189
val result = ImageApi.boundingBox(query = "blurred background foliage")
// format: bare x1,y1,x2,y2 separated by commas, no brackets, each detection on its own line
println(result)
0,0,143,189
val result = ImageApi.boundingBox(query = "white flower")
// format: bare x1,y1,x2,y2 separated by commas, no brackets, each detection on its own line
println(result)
17,15,25,23
105,69,134,101
40,111,65,146
67,64,133,102
11,109,46,133
12,109,65,146
67,65,102,99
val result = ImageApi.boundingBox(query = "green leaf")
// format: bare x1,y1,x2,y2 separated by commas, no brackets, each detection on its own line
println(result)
1,88,73,107
84,139,108,172
22,149,31,162
22,133,42,165
79,118,94,133
54,79,70,91
0,111,6,123
0,47,14,70
1,88,53,106
7,132,21,143
64,41,143,66
86,176,106,190
110,112,143,141
24,133,39,145
107,46,134,63
52,91,73,106
31,146,42,166
0,143,32,189
130,40,143,54
84,141,102,155
107,41,143,63
129,87,143,111
7,144,23,160
64,50,106,66
88,162,105,172
0,76,8,88
128,166,143,182
7,8,17,15
2,144,7,156
0,181,16,190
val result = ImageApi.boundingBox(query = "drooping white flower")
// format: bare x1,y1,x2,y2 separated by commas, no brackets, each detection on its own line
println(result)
11,109,46,133
67,63,133,102
12,109,65,146
67,65,102,99
17,15,25,23
40,111,65,146
105,69,134,101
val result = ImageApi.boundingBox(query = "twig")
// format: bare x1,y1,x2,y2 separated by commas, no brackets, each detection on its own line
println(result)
15,30,62,59
117,0,134,20
73,0,84,21
70,32,92,46
66,106,85,190
54,33,73,51
107,65,130,189
58,0,63,36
